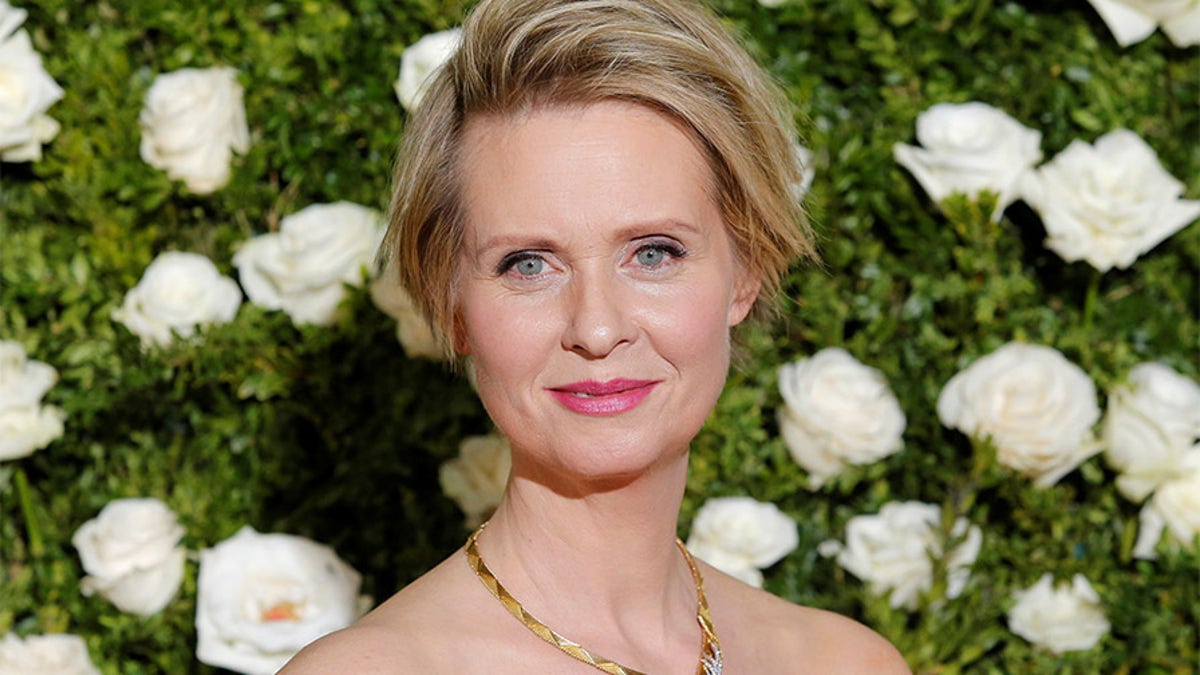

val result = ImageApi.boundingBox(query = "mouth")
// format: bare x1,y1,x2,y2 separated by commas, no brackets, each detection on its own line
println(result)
548,379,660,416
552,378,658,395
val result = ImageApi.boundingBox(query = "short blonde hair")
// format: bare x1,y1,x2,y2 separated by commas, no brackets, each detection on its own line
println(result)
385,0,814,357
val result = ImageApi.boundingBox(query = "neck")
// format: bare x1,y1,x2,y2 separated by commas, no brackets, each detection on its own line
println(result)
472,448,694,648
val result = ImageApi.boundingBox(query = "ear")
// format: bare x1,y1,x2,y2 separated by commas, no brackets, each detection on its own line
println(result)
727,270,761,327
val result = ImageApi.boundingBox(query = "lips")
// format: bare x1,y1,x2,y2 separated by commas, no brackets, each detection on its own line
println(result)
548,379,660,416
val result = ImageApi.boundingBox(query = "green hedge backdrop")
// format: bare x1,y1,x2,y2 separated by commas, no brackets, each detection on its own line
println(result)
2,0,1197,672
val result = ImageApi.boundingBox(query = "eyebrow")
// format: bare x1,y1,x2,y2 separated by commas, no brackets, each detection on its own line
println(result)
473,218,702,259
470,236,556,269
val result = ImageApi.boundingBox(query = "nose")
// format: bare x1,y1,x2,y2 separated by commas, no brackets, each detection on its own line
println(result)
561,271,636,358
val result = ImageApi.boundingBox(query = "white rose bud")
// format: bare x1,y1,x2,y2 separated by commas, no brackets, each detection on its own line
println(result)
0,341,65,461
1007,574,1110,654
112,251,242,348
1103,362,1200,502
777,347,906,489
685,496,798,588
1021,129,1200,273
196,526,369,675
938,342,1101,487
139,66,250,194
439,434,512,527
0,633,99,675
0,3,64,162
1085,0,1200,47
72,497,186,617
369,271,442,360
893,101,1042,220
234,201,384,326
394,28,461,111
835,501,982,610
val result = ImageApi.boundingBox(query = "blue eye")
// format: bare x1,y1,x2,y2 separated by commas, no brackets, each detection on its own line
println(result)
634,242,686,268
636,247,665,267
497,252,546,277
515,257,544,276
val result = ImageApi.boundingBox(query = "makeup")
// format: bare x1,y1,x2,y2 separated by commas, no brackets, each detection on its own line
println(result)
548,379,660,416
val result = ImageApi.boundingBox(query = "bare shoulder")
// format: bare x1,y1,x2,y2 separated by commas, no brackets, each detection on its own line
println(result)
704,566,911,674
277,621,423,674
779,603,911,673
279,551,473,674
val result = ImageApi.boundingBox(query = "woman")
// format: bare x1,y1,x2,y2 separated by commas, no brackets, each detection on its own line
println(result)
284,0,909,672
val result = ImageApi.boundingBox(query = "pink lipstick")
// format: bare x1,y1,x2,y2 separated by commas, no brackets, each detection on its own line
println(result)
548,379,659,416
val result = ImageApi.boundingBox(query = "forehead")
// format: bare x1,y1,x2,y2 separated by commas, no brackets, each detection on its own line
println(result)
457,100,721,245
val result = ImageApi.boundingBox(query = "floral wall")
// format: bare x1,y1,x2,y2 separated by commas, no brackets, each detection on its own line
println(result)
2,0,1197,672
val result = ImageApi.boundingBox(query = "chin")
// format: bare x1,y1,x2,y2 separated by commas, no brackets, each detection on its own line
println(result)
517,432,692,494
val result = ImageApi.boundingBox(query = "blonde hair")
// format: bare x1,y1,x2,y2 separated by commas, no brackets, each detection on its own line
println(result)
385,0,814,358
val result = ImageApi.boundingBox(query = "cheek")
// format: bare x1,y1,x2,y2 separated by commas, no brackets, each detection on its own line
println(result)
461,290,559,379
646,284,734,370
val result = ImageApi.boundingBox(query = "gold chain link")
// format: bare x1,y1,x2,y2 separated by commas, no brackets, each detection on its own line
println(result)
465,523,723,674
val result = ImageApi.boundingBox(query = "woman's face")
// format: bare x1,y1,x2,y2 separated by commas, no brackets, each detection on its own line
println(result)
455,100,759,484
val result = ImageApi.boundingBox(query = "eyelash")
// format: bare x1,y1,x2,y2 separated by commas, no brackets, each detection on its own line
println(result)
495,251,547,276
494,240,689,277
636,241,688,264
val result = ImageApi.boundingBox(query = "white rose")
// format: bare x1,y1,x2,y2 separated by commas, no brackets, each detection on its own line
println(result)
112,251,242,348
139,66,250,194
1151,455,1200,545
0,342,64,461
683,542,764,588
777,347,906,489
1133,448,1200,559
834,501,982,610
1021,129,1200,272
0,2,23,40
937,342,1101,487
439,434,511,527
1132,500,1168,559
0,340,57,410
893,102,1042,220
758,0,788,7
72,497,186,617
234,201,384,326
685,496,798,588
196,526,368,675
369,272,442,359
0,633,99,675
1086,0,1200,47
0,405,65,461
1103,362,1200,502
1007,574,1110,654
0,4,64,162
394,28,461,111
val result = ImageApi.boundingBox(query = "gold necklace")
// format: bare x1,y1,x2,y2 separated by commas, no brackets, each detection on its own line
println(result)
465,523,723,675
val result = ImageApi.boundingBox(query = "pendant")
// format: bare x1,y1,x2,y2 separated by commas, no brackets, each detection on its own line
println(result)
701,645,723,675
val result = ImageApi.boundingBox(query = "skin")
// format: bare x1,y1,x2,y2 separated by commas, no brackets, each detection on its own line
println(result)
456,99,756,493
282,101,911,674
